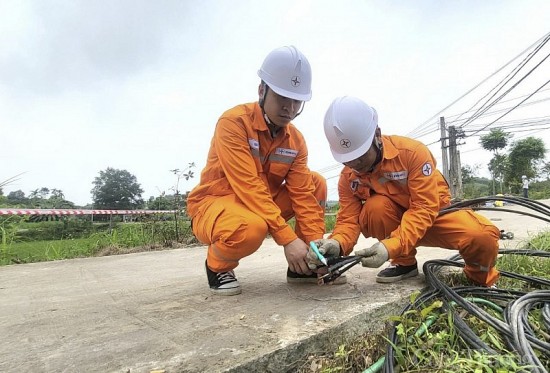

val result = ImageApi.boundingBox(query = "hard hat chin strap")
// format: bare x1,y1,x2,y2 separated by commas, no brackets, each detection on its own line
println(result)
294,102,305,118
369,133,383,171
259,82,268,109
259,81,303,124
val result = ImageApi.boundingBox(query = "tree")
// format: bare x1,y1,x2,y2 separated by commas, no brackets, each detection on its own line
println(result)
148,193,175,210
504,137,546,193
48,189,75,209
480,129,512,195
6,190,27,206
461,164,479,184
91,168,144,209
540,161,550,181
461,164,491,198
488,154,508,194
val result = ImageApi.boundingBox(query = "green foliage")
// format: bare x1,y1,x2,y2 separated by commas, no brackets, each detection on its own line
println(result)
462,181,490,199
0,218,191,265
528,180,550,199
540,161,550,180
147,194,176,210
15,219,101,241
91,167,144,209
2,188,76,209
325,214,337,233
299,230,550,372
479,129,511,153
504,137,546,191
480,129,511,194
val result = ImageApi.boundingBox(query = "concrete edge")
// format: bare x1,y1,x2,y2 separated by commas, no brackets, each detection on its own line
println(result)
223,298,409,373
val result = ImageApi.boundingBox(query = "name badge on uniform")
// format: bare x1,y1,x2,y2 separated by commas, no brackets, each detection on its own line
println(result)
275,148,298,157
383,171,408,180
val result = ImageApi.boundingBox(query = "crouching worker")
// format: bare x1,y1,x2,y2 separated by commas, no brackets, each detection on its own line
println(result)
187,46,334,296
307,96,500,287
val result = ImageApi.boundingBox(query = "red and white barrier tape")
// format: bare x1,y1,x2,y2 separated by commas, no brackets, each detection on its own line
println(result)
0,209,176,216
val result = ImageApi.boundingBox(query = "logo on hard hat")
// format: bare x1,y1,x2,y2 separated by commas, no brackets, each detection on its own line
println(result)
340,139,351,148
291,76,300,87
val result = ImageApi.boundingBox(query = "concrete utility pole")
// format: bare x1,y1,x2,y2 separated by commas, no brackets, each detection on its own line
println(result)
440,117,449,183
448,125,463,200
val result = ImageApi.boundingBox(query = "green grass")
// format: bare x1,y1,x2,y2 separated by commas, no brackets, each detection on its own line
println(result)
0,237,102,265
0,219,192,266
298,231,550,373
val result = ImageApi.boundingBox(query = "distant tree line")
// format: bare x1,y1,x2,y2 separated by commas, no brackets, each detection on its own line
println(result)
0,164,196,211
463,130,549,199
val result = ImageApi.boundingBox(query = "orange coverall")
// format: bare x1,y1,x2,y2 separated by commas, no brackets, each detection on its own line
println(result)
330,135,500,286
187,102,326,272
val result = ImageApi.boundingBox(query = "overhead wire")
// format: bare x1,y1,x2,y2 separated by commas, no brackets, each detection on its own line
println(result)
465,77,550,138
455,34,550,129
405,31,550,139
406,33,550,138
316,33,550,194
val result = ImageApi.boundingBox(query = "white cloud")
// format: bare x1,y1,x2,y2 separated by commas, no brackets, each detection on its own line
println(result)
1,0,549,204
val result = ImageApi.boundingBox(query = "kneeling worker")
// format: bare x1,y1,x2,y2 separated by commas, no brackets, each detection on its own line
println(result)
309,96,500,287
187,46,331,296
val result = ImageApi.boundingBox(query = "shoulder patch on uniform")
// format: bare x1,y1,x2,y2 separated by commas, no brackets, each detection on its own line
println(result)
350,179,360,191
422,162,433,176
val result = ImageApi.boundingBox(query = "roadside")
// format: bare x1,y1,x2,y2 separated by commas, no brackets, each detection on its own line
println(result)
0,201,548,373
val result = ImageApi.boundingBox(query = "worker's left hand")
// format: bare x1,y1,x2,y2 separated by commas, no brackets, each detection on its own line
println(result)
306,239,341,270
354,242,389,268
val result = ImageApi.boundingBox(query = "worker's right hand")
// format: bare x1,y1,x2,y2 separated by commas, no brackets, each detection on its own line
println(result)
284,238,313,275
306,239,341,269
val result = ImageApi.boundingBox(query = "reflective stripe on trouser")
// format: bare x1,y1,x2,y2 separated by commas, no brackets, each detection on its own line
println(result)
192,172,327,273
359,194,500,286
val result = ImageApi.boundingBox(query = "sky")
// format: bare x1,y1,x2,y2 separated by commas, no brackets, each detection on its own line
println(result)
2,0,549,206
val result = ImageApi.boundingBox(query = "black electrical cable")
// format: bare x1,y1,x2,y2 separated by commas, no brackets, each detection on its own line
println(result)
380,196,550,373
504,291,550,371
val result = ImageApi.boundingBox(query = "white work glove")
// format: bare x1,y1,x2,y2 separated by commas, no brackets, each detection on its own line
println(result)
354,242,389,268
306,239,341,270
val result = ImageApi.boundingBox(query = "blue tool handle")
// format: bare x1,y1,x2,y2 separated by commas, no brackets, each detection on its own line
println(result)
309,241,328,266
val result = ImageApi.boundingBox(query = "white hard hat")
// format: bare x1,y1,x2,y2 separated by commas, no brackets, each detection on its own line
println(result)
324,96,378,163
257,45,312,102
522,175,527,179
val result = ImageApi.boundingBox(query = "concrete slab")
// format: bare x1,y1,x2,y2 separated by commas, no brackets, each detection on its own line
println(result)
0,201,548,373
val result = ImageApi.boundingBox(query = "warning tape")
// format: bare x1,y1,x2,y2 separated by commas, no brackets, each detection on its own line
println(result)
0,209,176,216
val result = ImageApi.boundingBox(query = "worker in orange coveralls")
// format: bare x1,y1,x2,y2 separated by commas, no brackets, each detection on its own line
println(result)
187,46,333,296
307,96,500,287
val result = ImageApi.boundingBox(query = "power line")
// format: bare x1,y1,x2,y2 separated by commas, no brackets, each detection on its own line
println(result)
465,78,550,138
406,31,550,139
454,35,550,128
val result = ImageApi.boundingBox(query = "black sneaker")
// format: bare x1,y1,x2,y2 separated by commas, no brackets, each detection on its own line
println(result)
376,264,418,283
205,261,241,295
286,268,347,285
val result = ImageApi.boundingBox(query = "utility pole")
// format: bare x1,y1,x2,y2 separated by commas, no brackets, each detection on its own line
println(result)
440,117,449,183
448,125,464,200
